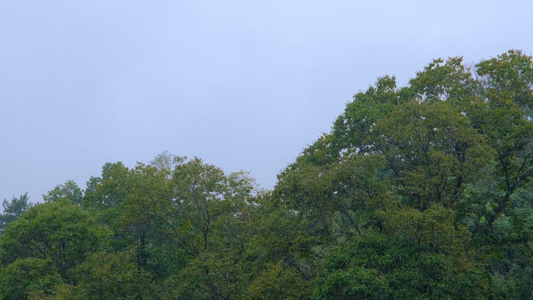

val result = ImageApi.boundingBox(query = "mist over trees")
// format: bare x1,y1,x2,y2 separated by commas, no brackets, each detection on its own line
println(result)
1,50,532,299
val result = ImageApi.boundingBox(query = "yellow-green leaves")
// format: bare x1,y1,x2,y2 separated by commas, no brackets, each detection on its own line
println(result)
376,101,493,209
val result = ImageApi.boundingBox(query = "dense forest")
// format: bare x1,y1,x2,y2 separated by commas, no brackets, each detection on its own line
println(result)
1,50,533,299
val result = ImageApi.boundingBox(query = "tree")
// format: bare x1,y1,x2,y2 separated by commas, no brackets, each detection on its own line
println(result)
42,180,83,205
375,100,493,209
149,150,186,171
162,158,256,299
0,258,62,300
408,56,477,106
79,156,258,298
45,251,157,300
314,205,489,299
81,160,184,279
272,50,533,299
2,50,532,299
0,200,111,285
0,193,32,234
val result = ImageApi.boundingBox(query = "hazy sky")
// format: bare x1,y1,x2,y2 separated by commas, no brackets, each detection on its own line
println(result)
1,0,532,204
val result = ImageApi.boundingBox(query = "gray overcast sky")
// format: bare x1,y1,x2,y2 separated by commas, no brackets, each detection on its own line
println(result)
1,0,532,203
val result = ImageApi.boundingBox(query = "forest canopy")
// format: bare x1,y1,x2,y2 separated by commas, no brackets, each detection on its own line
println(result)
1,50,532,299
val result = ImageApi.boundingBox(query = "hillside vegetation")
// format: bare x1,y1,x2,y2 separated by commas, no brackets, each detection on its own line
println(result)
1,50,532,299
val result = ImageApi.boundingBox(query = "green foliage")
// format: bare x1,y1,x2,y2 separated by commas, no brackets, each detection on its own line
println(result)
159,158,256,299
376,100,493,209
0,258,62,300
83,162,132,211
4,50,533,299
314,205,489,300
275,49,533,299
248,261,311,299
66,251,157,299
0,201,111,281
477,50,533,110
42,180,83,205
0,193,32,234
409,56,477,106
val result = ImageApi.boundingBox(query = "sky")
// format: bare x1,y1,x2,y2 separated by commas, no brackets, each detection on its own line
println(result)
1,0,533,204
